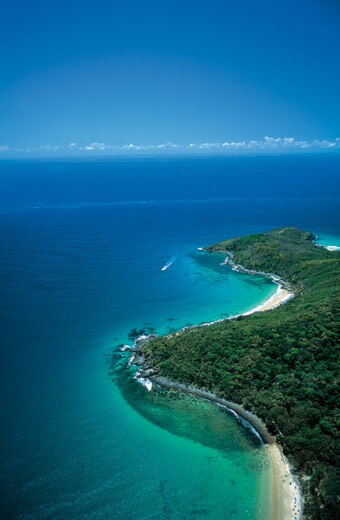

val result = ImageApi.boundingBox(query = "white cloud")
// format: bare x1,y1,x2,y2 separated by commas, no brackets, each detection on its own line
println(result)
68,142,80,150
85,142,107,151
0,137,340,154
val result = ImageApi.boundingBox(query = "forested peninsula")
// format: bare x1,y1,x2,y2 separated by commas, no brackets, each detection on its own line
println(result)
142,228,339,519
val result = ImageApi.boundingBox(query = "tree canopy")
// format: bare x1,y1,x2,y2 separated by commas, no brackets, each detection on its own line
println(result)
143,228,340,519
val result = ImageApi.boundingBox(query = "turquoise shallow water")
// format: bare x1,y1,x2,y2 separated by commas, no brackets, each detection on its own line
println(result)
0,157,339,519
113,363,271,520
315,233,340,248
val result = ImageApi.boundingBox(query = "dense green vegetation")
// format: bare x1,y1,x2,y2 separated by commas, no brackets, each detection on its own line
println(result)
143,228,340,519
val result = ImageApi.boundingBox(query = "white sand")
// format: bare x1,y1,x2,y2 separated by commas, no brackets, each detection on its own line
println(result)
243,285,294,316
267,444,302,520
134,258,300,517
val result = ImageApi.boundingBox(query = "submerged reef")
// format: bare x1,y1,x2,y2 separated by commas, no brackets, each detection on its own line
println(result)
140,228,340,520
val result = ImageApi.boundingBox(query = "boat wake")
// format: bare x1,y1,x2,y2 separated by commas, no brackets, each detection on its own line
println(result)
161,256,176,271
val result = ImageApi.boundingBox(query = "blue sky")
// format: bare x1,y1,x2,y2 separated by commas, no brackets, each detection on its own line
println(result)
0,0,339,153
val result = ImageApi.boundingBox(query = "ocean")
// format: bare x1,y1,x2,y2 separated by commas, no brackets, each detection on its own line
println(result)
0,155,339,519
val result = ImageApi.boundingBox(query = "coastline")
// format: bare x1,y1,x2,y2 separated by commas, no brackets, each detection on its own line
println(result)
146,377,302,520
130,254,299,519
242,284,293,315
194,250,295,325
268,444,302,520
172,265,294,333
124,230,340,520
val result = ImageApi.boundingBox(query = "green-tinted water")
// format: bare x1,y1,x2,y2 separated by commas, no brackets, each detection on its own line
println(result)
110,357,272,520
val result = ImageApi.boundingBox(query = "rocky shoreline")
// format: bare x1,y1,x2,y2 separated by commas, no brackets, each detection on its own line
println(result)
123,252,301,519
128,255,295,403
129,353,303,520
205,248,295,293
127,350,303,520
151,374,275,443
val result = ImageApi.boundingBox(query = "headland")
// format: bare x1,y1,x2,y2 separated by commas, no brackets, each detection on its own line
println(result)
130,227,339,519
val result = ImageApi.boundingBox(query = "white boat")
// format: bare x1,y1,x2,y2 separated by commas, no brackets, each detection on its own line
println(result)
161,256,176,271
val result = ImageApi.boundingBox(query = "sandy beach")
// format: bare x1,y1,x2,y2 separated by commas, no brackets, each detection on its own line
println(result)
142,375,303,520
243,285,294,315
134,262,299,518
178,282,294,331
267,444,302,520
188,254,295,327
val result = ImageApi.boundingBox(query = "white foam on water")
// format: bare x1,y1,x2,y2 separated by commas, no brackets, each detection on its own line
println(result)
120,344,132,351
238,416,263,443
161,256,176,271
136,377,153,391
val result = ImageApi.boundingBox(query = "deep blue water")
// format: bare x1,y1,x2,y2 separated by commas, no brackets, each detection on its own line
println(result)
0,155,339,519
1,155,339,212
